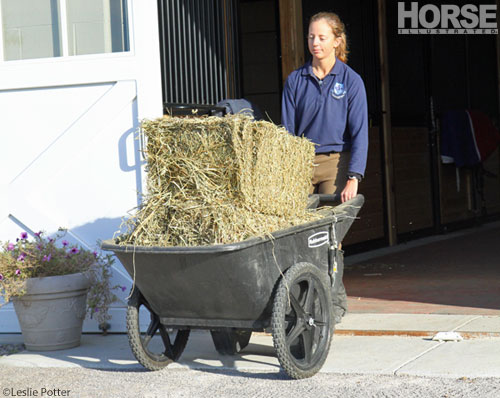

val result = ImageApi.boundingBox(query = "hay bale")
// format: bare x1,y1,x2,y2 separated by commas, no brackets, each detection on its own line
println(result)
122,114,320,246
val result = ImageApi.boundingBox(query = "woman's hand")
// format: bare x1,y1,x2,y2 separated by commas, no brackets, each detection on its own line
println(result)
341,178,358,203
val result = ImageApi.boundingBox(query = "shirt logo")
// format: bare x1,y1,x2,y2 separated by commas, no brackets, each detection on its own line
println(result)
331,82,346,99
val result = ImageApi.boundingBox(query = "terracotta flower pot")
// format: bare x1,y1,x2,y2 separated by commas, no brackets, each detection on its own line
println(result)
13,272,90,351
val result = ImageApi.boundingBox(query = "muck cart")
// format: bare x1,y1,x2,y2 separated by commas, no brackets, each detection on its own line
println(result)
101,194,363,379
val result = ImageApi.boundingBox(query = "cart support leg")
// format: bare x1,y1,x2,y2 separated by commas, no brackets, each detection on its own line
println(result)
328,225,348,324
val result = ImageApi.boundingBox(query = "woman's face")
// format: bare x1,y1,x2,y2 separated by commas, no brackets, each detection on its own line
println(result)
308,19,341,61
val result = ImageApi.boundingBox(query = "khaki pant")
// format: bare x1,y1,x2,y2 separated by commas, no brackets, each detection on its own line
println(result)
310,152,350,195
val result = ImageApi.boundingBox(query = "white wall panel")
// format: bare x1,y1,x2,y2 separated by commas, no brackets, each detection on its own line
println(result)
2,83,112,182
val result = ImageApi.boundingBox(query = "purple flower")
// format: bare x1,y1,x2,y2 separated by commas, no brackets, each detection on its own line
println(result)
70,247,79,254
34,231,42,237
92,251,98,258
42,254,52,262
0,274,4,280
48,238,54,243
121,286,127,292
15,269,21,275
94,308,99,313
6,243,15,251
62,240,69,247
36,244,43,251
20,232,28,240
17,253,26,262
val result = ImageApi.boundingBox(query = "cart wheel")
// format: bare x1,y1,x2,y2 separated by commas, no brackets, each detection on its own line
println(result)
210,329,252,355
271,262,334,379
126,288,190,371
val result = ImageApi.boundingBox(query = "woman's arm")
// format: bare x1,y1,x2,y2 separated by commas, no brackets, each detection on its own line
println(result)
346,75,369,177
341,75,369,202
281,75,297,134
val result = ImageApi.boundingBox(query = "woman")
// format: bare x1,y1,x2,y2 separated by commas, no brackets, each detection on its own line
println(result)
281,12,368,203
281,12,369,323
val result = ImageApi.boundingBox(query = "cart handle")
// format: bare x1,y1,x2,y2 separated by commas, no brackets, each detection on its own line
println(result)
307,194,340,209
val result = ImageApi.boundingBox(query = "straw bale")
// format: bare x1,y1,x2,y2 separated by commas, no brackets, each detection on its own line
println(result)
121,114,321,246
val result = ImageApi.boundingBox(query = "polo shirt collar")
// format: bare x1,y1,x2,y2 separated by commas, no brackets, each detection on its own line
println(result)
301,59,345,77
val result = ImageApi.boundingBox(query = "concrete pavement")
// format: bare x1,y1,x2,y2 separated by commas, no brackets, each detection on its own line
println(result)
1,313,500,378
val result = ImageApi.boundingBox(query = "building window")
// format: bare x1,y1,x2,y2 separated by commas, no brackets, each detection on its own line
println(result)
0,0,129,61
1,0,62,61
66,0,129,56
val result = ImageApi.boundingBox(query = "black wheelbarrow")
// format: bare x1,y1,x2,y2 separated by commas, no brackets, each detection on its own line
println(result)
101,194,363,379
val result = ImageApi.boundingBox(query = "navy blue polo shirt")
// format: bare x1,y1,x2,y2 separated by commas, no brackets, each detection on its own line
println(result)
281,60,368,177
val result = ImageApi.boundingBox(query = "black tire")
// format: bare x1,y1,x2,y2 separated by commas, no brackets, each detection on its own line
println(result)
210,329,252,355
126,288,190,371
271,262,334,379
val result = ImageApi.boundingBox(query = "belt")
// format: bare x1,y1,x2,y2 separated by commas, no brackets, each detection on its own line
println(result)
316,151,339,156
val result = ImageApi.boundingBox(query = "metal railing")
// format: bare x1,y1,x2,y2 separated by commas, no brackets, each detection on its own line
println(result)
157,0,240,106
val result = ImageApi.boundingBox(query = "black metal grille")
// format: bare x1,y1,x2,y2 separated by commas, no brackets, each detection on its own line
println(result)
157,0,240,107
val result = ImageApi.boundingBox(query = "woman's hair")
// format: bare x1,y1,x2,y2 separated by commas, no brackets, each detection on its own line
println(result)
309,12,349,63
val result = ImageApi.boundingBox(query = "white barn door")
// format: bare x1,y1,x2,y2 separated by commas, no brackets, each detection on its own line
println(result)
0,0,163,332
